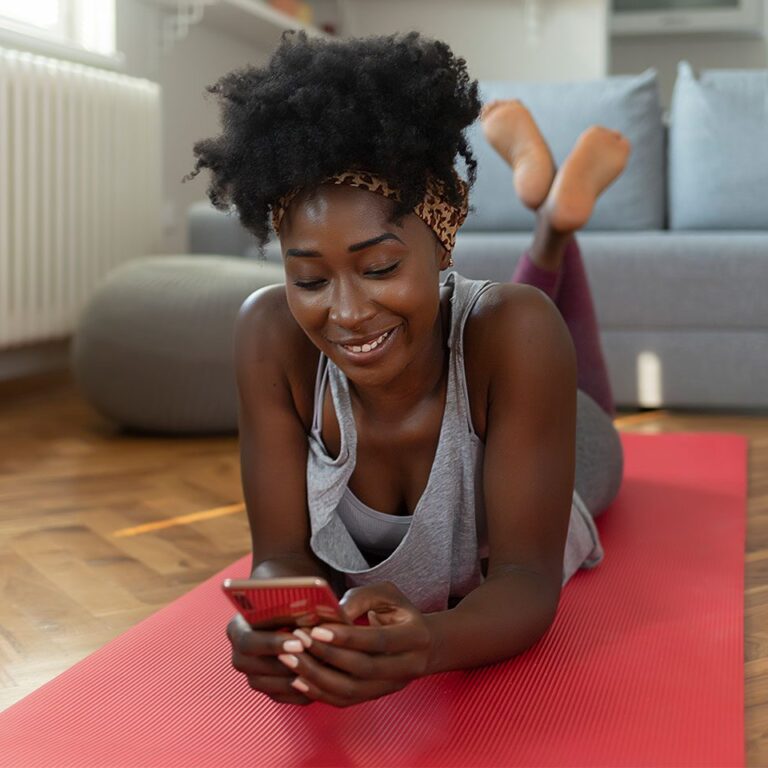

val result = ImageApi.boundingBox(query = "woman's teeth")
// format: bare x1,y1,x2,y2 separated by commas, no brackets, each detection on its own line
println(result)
343,329,392,353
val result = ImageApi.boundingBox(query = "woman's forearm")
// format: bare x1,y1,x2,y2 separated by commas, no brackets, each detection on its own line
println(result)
250,555,332,581
423,570,560,675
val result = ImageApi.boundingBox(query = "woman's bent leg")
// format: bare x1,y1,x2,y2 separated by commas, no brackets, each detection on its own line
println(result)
557,238,615,416
574,389,623,517
481,105,627,416
513,235,615,416
511,250,563,300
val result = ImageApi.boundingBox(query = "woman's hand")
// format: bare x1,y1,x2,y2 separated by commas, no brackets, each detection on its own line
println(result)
276,581,435,708
227,613,315,705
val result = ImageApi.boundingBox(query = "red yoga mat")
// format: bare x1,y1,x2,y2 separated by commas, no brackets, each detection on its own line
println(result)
0,433,746,767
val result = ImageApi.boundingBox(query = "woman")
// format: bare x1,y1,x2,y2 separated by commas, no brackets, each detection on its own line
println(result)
188,30,626,708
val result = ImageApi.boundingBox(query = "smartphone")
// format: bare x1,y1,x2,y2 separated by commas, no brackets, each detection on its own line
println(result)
222,576,357,631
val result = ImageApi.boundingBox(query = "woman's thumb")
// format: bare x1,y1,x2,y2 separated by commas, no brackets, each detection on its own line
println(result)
339,584,385,621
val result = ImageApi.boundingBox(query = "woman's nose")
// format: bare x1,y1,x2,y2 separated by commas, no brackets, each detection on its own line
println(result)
328,277,375,329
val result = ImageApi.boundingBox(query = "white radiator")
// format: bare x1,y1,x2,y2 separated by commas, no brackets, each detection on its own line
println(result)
0,47,162,349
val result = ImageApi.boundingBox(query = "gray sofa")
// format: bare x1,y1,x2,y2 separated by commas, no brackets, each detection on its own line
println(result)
187,63,768,411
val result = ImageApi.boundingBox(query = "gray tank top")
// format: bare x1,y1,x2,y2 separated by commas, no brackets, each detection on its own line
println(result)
306,272,603,613
311,360,413,558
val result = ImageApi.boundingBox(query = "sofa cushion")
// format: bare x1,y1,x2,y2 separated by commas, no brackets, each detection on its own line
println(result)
461,69,665,233
602,329,768,410
669,61,768,230
452,231,768,329
700,65,768,96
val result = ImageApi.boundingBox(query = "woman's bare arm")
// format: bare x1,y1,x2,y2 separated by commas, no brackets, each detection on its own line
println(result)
234,284,332,582
425,284,577,673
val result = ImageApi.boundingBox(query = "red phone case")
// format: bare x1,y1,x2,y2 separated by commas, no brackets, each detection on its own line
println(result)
222,578,369,629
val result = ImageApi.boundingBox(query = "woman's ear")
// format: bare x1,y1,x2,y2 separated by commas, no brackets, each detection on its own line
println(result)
436,241,450,270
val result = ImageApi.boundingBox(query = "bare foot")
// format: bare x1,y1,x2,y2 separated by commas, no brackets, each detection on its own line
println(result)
480,99,556,211
543,126,631,233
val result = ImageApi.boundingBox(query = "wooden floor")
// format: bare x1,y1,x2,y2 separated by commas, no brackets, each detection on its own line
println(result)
1,372,766,763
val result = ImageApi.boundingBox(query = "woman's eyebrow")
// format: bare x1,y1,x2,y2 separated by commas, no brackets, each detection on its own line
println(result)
285,232,404,258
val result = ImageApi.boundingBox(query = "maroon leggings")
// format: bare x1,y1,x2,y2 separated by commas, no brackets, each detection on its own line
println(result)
511,237,615,416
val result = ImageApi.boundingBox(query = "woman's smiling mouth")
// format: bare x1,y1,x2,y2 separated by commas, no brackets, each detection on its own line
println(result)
333,326,401,363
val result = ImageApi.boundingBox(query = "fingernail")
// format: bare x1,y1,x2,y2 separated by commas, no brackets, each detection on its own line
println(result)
282,639,304,653
277,653,299,669
291,677,309,693
310,627,334,642
293,628,312,648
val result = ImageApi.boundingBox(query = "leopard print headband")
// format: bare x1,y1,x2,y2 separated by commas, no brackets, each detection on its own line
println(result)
271,170,469,253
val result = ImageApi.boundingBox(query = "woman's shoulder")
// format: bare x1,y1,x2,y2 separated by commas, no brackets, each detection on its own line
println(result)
463,280,567,363
462,281,575,437
235,284,319,431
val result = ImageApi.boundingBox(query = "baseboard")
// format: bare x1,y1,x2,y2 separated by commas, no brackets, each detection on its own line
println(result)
0,338,71,383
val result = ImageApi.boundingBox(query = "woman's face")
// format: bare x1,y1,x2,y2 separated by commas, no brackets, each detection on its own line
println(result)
280,184,449,390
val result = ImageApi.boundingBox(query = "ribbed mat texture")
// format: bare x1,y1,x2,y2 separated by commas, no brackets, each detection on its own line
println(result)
0,433,746,767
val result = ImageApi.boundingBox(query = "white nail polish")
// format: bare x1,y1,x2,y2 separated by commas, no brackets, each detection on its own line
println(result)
282,639,304,653
293,628,313,648
292,678,309,693
278,654,299,669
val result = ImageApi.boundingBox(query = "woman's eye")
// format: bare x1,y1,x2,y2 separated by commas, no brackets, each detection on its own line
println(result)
367,262,400,277
293,278,326,290
292,261,399,289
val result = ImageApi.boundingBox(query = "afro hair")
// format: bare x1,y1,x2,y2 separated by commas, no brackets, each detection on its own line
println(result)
185,30,482,249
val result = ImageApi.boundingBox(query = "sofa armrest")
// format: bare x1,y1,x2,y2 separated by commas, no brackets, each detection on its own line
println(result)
187,200,254,257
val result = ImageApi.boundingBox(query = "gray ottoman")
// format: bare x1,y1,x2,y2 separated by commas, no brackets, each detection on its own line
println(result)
71,255,285,434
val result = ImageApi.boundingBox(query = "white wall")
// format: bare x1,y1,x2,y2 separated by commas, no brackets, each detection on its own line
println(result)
610,6,768,107
339,0,609,81
117,0,271,253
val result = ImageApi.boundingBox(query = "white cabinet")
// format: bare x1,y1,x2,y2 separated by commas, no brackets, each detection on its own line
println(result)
611,0,763,35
